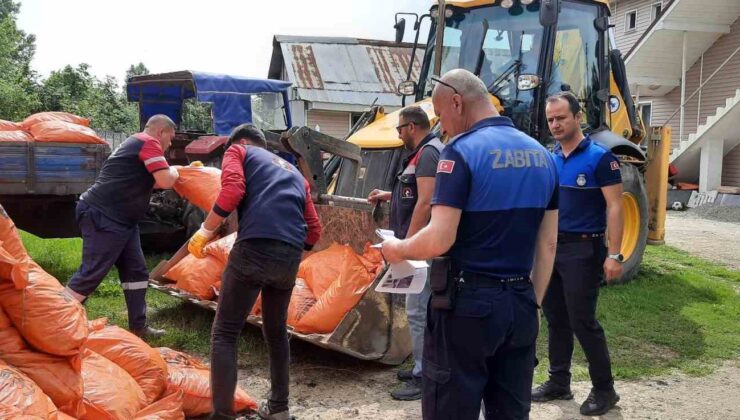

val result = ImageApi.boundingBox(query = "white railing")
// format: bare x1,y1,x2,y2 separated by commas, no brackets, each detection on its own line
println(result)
662,44,740,145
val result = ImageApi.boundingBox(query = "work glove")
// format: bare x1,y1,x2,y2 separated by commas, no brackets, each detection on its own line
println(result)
188,223,216,258
169,166,180,181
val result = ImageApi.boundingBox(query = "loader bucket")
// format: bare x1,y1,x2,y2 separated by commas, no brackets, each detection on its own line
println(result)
148,201,412,365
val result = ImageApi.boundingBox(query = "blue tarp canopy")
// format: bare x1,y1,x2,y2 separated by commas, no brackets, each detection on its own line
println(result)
126,70,292,135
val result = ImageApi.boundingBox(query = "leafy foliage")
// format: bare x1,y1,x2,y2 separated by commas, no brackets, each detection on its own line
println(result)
0,2,216,135
0,0,39,120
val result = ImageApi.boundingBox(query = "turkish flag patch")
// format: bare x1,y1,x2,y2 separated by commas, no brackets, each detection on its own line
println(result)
437,159,455,174
610,161,620,171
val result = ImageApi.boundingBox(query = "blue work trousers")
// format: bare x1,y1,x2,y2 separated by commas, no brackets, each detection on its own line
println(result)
67,201,149,331
422,282,539,420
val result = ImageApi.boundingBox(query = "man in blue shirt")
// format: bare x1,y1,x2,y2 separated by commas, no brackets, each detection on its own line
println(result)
381,69,559,420
368,105,443,401
532,91,623,416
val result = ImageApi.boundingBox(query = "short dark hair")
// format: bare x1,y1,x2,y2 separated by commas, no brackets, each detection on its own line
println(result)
228,124,266,148
399,106,431,130
546,91,581,116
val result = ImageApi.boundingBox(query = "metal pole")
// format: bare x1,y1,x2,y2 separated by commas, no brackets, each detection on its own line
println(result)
433,0,446,77
697,53,704,129
679,31,688,144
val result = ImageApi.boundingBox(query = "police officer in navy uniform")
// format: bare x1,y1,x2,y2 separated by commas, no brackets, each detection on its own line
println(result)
532,91,623,416
367,105,443,401
381,69,559,420
65,114,180,338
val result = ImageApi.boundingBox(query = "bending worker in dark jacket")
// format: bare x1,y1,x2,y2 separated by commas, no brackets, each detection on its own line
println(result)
65,114,179,338
188,124,322,420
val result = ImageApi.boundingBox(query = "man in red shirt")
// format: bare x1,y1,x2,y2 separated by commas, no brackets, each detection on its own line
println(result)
65,114,180,338
188,124,321,420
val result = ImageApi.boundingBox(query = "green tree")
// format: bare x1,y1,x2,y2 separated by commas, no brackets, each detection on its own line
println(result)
38,64,138,133
126,62,149,80
0,0,40,120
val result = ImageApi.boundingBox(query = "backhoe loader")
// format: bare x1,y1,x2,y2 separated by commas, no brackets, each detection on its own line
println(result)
149,0,670,364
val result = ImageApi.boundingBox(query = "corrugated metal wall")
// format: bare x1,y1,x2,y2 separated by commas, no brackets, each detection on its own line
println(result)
307,110,349,140
722,144,740,187
612,0,664,53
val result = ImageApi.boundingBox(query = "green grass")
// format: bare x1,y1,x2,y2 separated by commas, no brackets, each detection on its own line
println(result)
19,231,267,365
534,245,740,383
20,231,740,381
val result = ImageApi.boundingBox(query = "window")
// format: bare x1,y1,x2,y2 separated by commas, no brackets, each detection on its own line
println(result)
550,1,603,130
652,2,663,22
637,102,653,128
625,10,637,33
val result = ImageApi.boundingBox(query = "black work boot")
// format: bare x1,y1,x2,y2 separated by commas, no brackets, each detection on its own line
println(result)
531,380,574,402
132,325,166,339
580,388,620,416
390,376,422,401
396,369,414,382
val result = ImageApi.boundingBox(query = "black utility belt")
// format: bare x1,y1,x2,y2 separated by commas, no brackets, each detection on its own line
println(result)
557,232,605,243
429,258,532,311
459,273,530,288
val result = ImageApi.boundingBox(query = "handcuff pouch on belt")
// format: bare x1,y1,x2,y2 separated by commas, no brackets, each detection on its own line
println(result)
429,256,459,310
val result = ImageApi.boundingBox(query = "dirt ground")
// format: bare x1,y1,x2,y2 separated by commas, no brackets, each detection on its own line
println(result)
232,211,740,419
664,211,740,270
236,357,739,419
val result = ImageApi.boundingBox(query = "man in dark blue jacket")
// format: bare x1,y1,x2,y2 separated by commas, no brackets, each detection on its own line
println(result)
188,124,321,420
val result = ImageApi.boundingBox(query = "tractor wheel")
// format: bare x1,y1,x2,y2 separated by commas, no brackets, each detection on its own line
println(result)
614,163,648,283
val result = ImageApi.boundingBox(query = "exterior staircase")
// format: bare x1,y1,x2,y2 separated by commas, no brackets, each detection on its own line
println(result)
669,88,740,184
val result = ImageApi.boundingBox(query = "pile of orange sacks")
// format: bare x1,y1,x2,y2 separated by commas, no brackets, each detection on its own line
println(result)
0,112,106,144
168,167,385,334
0,204,257,419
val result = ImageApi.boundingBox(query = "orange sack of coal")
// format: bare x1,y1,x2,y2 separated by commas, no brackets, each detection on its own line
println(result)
0,262,89,356
134,389,185,420
0,119,21,131
20,111,90,131
29,120,106,144
159,348,257,417
286,278,316,326
0,205,31,288
172,166,222,212
80,349,146,420
156,347,209,370
0,307,85,418
297,242,351,298
0,130,32,142
293,244,376,334
0,359,60,419
86,324,168,405
163,254,224,300
204,232,236,265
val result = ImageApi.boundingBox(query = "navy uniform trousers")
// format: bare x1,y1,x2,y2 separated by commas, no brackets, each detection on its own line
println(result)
422,280,539,420
542,236,614,391
67,200,149,331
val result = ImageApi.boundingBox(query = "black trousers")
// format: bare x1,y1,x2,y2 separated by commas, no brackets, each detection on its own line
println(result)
210,238,301,419
542,237,614,391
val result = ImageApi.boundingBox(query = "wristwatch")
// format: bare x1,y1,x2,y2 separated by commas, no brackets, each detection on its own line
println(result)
608,253,625,263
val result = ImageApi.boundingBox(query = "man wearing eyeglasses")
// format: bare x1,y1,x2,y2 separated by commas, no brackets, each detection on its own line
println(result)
368,105,443,401
381,69,559,419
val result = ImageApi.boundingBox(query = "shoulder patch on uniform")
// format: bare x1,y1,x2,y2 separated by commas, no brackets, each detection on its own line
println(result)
610,160,620,171
271,155,295,172
437,159,455,174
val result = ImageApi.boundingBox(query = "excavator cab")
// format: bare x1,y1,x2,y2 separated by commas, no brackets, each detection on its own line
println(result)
345,0,665,282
